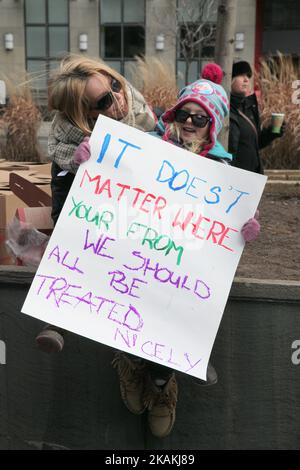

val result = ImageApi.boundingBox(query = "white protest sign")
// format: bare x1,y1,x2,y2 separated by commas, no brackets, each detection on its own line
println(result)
22,115,267,380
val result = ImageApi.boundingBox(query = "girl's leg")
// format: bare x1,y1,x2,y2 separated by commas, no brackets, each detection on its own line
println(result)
112,351,147,415
112,351,177,438
143,361,178,439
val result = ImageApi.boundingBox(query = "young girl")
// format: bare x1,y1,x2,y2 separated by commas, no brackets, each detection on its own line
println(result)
81,75,260,439
38,66,260,439
36,55,157,351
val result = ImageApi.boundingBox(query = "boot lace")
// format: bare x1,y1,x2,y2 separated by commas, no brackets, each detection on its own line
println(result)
144,374,178,411
112,351,145,386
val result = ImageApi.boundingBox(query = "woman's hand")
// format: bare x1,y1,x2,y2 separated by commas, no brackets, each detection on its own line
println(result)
241,210,260,242
73,137,90,165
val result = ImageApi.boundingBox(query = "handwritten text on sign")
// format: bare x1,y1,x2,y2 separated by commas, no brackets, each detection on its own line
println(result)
22,116,267,380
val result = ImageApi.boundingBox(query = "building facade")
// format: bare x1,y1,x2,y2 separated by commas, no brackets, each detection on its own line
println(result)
0,0,298,98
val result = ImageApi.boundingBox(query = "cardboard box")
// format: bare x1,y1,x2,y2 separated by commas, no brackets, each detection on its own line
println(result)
0,189,52,265
0,186,51,229
0,165,52,265
0,160,51,174
0,160,51,191
6,206,53,266
0,228,15,265
15,206,53,235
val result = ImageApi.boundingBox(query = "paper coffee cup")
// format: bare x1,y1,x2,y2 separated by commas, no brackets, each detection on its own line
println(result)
271,113,285,134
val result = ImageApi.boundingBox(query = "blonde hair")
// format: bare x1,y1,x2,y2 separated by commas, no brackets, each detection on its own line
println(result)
48,54,128,135
231,75,253,95
169,122,210,154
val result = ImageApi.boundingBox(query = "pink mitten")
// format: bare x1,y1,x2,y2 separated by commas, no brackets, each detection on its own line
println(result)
241,210,260,242
73,137,90,165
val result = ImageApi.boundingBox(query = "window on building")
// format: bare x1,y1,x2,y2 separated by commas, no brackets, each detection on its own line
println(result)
263,0,300,31
262,0,300,56
100,0,145,81
25,0,69,90
176,0,217,88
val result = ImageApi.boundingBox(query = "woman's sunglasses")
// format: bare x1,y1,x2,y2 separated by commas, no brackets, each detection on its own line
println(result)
174,109,212,128
91,78,122,112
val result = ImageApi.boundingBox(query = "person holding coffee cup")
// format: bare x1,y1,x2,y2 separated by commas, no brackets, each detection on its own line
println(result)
229,60,285,174
271,113,285,134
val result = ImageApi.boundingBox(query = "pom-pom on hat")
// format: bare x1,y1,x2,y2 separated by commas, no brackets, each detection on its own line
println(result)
232,60,252,79
201,63,223,85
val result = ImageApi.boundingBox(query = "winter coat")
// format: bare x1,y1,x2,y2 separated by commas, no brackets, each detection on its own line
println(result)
229,92,279,174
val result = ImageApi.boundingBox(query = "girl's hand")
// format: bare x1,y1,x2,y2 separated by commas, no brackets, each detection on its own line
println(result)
241,210,260,242
73,137,90,165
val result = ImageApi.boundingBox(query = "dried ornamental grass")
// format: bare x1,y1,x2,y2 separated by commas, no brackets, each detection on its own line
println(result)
256,53,300,169
133,56,178,111
0,81,42,162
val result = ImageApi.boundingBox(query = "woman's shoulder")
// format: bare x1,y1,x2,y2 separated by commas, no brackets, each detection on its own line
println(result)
50,112,84,144
124,82,157,131
51,112,72,134
125,81,150,114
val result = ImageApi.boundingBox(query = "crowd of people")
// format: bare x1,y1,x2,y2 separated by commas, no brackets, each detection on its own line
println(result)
34,54,284,439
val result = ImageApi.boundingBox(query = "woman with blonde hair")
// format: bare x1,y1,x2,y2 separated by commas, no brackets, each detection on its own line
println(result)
47,54,157,224
36,54,156,351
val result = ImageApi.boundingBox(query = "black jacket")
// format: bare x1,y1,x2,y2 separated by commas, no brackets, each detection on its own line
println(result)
229,93,278,174
51,162,75,226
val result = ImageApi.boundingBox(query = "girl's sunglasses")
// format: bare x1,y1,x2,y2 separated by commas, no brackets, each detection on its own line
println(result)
174,109,212,128
91,78,122,112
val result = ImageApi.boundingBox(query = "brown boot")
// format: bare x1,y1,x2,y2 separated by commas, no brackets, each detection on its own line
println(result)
143,372,178,438
35,325,64,354
112,352,147,415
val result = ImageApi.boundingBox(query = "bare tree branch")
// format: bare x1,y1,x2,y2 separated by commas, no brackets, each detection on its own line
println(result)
152,0,218,85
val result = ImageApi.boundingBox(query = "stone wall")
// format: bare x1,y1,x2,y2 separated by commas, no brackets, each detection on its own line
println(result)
0,267,299,449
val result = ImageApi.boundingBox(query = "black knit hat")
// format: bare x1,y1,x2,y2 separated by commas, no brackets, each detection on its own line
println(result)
232,61,252,79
